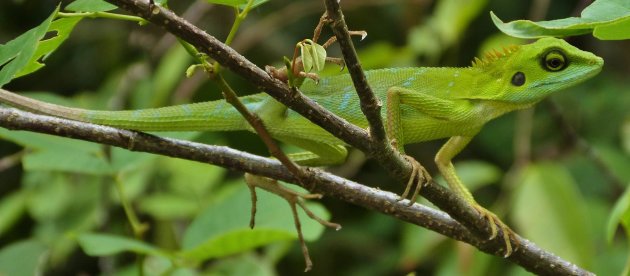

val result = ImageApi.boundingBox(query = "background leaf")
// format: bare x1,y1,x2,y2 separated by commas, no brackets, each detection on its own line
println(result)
181,182,329,261
511,162,594,267
65,0,118,12
0,239,48,276
206,0,269,9
0,7,58,87
491,0,630,40
78,232,172,257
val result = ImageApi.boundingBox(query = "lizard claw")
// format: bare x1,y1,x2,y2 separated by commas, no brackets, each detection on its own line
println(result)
471,204,518,257
398,155,432,206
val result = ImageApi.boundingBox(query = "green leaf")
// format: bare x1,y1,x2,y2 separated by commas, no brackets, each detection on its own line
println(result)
150,45,192,107
399,225,445,268
408,0,488,59
206,0,269,9
623,119,630,154
435,160,502,191
0,239,48,276
300,42,314,72
180,182,329,261
239,0,268,9
161,156,225,197
66,0,118,12
491,0,630,40
23,172,104,265
0,191,27,237
511,162,594,267
311,42,326,72
0,6,58,87
25,172,100,223
78,233,172,258
0,123,117,174
139,194,201,220
24,149,112,175
207,253,275,276
299,40,327,73
607,183,630,243
593,17,630,40
15,17,83,78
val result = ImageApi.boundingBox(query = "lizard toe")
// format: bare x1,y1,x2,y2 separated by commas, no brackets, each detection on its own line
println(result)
472,204,518,257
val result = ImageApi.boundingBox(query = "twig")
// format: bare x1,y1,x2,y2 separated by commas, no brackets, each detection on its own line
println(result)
0,107,593,275
0,150,24,172
322,0,387,144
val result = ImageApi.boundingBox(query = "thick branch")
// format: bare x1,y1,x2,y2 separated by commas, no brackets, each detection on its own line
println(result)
0,108,592,275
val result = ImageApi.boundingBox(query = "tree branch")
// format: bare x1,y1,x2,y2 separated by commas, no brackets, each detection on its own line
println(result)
10,1,591,274
0,108,593,275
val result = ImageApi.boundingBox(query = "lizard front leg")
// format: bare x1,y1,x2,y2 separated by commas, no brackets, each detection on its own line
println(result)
435,136,517,257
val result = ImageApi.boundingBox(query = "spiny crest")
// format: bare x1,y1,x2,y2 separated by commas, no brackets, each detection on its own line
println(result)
471,45,520,68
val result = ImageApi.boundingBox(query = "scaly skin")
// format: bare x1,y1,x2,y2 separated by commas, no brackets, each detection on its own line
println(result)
0,37,603,256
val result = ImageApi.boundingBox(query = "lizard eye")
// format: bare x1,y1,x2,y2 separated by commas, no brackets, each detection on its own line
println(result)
511,71,525,86
542,50,567,72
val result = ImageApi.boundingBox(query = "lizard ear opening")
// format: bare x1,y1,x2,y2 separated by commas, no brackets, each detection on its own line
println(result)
511,72,525,86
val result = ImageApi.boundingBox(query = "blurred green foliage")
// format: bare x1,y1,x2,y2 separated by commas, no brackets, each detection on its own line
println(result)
492,0,630,40
0,0,629,275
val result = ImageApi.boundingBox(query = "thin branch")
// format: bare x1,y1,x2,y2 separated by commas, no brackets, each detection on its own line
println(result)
216,75,303,178
0,108,593,275
323,0,387,144
0,150,24,172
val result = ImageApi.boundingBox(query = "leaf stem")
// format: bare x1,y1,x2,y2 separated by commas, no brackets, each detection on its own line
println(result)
113,175,148,238
57,11,148,24
224,0,256,46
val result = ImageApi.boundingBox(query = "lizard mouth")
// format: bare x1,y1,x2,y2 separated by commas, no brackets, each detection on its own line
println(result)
534,66,602,88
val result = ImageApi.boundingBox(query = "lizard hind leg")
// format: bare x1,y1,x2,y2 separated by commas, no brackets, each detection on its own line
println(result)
244,173,341,271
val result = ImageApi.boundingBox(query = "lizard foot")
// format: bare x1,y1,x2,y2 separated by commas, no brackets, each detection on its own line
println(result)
244,173,341,272
398,155,432,206
471,204,518,257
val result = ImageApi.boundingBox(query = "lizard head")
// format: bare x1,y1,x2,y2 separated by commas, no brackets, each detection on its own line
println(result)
467,37,603,105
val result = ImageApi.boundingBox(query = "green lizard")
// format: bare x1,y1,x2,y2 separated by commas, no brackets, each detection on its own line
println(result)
0,37,603,256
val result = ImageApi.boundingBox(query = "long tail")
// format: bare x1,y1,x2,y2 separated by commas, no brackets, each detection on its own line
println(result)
0,88,261,131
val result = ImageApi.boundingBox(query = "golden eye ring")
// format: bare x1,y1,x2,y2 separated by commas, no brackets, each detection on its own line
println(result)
542,49,567,72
